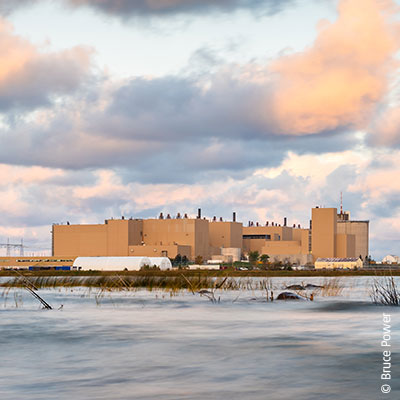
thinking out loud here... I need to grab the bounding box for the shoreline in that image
[1,268,399,279]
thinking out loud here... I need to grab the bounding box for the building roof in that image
[316,258,360,262]
[337,220,369,223]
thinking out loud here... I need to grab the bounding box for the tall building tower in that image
[311,207,337,260]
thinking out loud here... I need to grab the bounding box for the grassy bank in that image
[1,268,399,279]
[1,268,399,292]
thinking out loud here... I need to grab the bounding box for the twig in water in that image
[12,270,52,309]
[180,274,195,295]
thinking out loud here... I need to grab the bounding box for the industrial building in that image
[315,257,364,270]
[0,205,369,269]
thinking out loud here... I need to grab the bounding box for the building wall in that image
[194,219,210,260]
[261,241,303,255]
[292,228,311,254]
[243,238,268,254]
[128,244,191,259]
[335,234,356,258]
[311,208,337,260]
[209,221,242,249]
[53,223,109,257]
[53,219,141,257]
[0,256,75,269]
[337,220,369,260]
[128,219,143,246]
[243,225,293,241]
[242,225,312,259]
[142,218,209,260]
[221,247,241,262]
[315,258,363,269]
[106,219,130,256]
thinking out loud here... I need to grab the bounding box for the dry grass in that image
[0,275,277,296]
[370,276,400,306]
[318,278,344,297]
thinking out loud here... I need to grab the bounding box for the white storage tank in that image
[73,257,151,271]
[148,257,172,270]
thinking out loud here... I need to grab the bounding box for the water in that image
[1,277,399,400]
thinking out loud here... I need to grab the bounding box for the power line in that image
[0,238,24,256]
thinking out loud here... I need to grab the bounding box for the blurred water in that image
[0,277,399,400]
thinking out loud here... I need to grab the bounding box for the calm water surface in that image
[1,277,399,400]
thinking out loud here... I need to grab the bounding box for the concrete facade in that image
[54,217,210,261]
[0,256,75,269]
[47,205,369,265]
[208,221,242,249]
[53,219,143,257]
[337,220,369,260]
[335,233,356,258]
[311,208,337,259]
[315,257,363,269]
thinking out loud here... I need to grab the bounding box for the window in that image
[243,234,271,240]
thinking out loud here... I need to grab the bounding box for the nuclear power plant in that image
[52,206,368,263]
[0,205,369,269]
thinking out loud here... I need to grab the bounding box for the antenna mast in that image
[340,192,343,215]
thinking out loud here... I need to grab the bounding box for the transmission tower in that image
[0,238,25,256]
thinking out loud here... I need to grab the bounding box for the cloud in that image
[0,0,38,16]
[349,151,400,200]
[368,106,400,146]
[1,0,396,173]
[268,0,400,135]
[0,19,92,111]
[0,0,293,18]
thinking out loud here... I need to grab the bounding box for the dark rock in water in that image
[305,284,323,289]
[286,284,305,290]
[277,292,304,300]
[198,289,213,295]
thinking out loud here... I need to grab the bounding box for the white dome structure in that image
[148,257,172,270]
[73,257,151,271]
[382,255,400,264]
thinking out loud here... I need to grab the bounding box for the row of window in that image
[243,235,271,240]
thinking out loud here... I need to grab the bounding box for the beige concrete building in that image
[0,256,74,269]
[311,207,337,259]
[337,220,369,261]
[131,217,209,260]
[240,207,367,264]
[53,218,142,257]
[53,216,211,261]
[315,257,363,270]
[242,222,311,264]
[48,205,369,266]
[209,220,242,250]
[0,205,369,270]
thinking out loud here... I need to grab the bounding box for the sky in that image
[0,0,399,259]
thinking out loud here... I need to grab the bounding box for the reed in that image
[318,278,344,297]
[370,276,400,306]
[0,274,217,292]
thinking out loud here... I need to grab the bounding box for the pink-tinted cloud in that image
[0,18,92,110]
[268,0,400,135]
[369,106,400,146]
[349,151,400,199]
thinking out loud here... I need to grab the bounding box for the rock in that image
[286,284,305,290]
[305,284,323,289]
[198,289,213,295]
[276,291,304,300]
